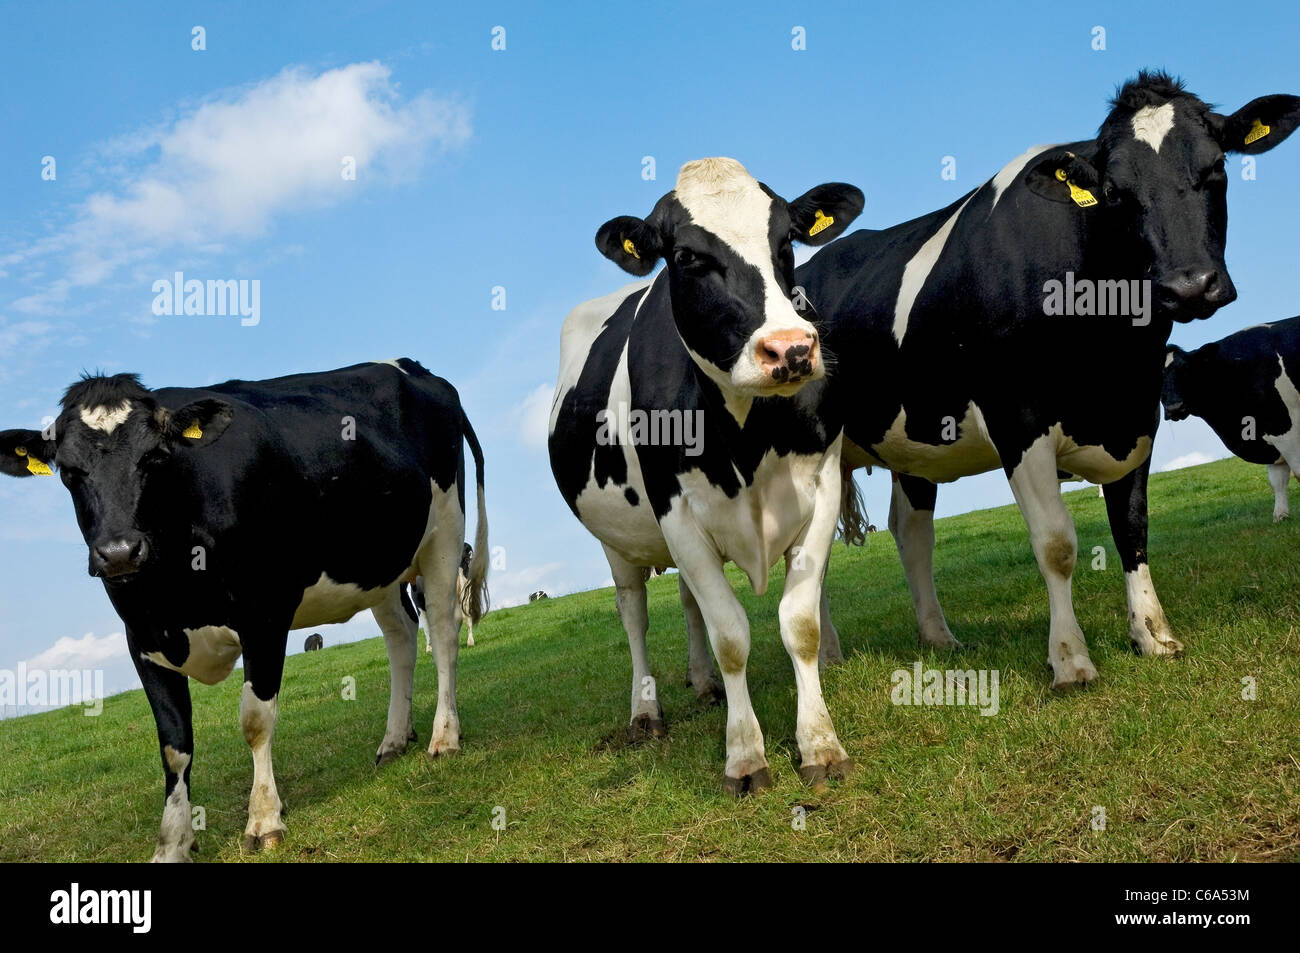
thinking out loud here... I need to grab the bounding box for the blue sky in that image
[2,0,1298,704]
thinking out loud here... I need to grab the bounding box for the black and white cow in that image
[1164,315,1300,521]
[304,633,324,651]
[0,359,488,860]
[549,158,863,792]
[795,72,1299,687]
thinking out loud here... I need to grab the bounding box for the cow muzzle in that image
[755,329,820,385]
[90,535,150,579]
[1155,268,1237,322]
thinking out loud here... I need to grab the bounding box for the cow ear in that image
[163,400,234,449]
[1024,151,1101,207]
[595,215,663,276]
[787,183,865,246]
[0,429,57,478]
[1213,95,1300,154]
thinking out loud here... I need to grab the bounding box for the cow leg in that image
[670,539,768,794]
[134,640,196,863]
[1103,456,1182,657]
[411,576,433,654]
[606,545,665,740]
[1269,462,1292,522]
[421,517,467,758]
[1007,441,1097,688]
[890,474,960,649]
[680,574,723,704]
[817,559,844,665]
[782,455,852,786]
[240,637,287,851]
[374,585,418,765]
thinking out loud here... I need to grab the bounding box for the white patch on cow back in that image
[1131,103,1176,152]
[374,359,409,375]
[145,626,242,685]
[990,144,1057,210]
[79,401,133,433]
[892,194,976,344]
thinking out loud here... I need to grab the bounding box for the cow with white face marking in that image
[0,359,488,860]
[549,158,864,793]
[1163,316,1300,522]
[795,72,1300,687]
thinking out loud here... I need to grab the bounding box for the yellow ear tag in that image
[1244,118,1271,146]
[182,423,203,440]
[16,450,51,475]
[808,209,834,237]
[622,238,640,260]
[1056,168,1097,208]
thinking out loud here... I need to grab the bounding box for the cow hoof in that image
[242,829,285,852]
[1132,635,1184,658]
[1051,659,1098,691]
[426,741,461,760]
[798,756,855,789]
[723,767,772,797]
[375,747,403,767]
[819,648,844,667]
[626,714,667,743]
[691,678,725,706]
[1274,512,1290,524]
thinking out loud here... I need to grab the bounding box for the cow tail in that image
[837,466,869,547]
[462,409,490,623]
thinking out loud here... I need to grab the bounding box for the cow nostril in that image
[758,341,784,367]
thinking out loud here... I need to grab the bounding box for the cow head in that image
[596,158,863,396]
[1025,71,1300,322]
[0,374,233,581]
[1161,346,1195,420]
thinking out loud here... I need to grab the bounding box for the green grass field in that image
[2,457,1297,862]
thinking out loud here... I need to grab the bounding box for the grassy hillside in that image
[1,457,1297,862]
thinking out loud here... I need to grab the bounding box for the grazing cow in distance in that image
[529,590,549,602]
[797,71,1299,687]
[418,543,479,649]
[303,633,324,652]
[1163,316,1300,521]
[549,157,864,792]
[0,359,488,861]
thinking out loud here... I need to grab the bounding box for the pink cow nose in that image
[756,329,819,383]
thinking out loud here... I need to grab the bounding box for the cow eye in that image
[1199,159,1227,188]
[138,448,170,470]
[673,247,715,273]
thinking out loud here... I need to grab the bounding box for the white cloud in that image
[493,561,570,608]
[7,61,471,313]
[516,382,553,451]
[24,631,128,670]
[1160,450,1219,472]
